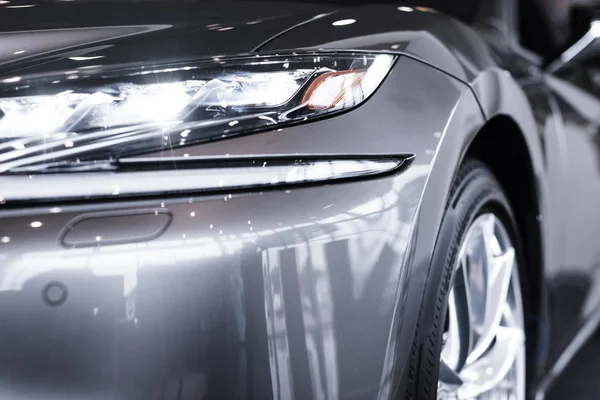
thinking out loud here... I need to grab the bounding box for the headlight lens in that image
[0,53,395,173]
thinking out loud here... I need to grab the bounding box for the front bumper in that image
[0,173,422,399]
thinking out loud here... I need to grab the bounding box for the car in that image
[2,0,600,398]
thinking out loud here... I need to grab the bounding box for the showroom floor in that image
[547,332,600,399]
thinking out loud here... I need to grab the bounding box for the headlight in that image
[0,53,396,174]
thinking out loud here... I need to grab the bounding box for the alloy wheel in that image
[437,213,526,399]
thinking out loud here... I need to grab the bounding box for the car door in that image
[543,60,600,357]
[480,0,600,384]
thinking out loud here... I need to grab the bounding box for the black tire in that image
[406,158,527,399]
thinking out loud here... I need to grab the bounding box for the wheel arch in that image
[467,67,553,391]
[465,114,545,386]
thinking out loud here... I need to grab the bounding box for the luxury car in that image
[2,0,600,398]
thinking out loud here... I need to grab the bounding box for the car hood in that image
[0,1,496,89]
[0,0,338,77]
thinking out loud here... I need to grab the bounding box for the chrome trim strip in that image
[546,21,600,74]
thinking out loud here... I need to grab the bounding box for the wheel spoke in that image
[468,247,515,364]
[442,257,472,371]
[463,228,489,346]
[481,213,502,257]
[458,327,524,399]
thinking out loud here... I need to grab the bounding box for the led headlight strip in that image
[0,155,412,202]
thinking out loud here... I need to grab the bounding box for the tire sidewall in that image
[409,159,527,400]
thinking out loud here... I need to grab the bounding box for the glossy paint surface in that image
[1,0,599,398]
[260,4,497,81]
[0,1,335,73]
[0,35,475,398]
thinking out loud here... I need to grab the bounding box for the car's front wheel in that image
[412,159,527,400]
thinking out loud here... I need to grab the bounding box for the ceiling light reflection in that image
[332,19,356,26]
[69,56,105,61]
[2,77,20,83]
